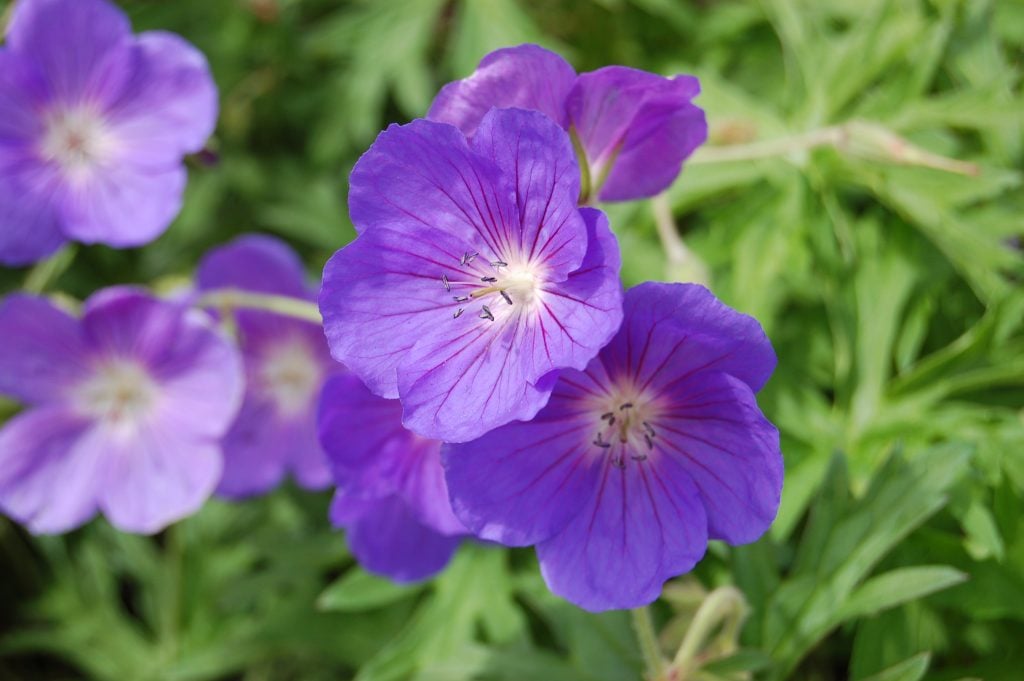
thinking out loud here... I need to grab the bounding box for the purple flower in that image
[0,288,243,534]
[319,374,465,582]
[0,0,217,265]
[428,44,707,203]
[320,108,623,443]
[197,235,338,498]
[443,283,782,611]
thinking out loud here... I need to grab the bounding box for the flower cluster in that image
[0,1,781,614]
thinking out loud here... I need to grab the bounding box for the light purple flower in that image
[444,283,782,611]
[0,0,217,265]
[319,374,465,582]
[0,288,243,534]
[197,235,338,498]
[320,108,623,443]
[428,44,707,203]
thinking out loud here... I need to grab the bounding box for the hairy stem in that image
[196,289,322,324]
[671,586,748,677]
[632,606,667,680]
[690,120,979,176]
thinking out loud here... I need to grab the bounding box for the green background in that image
[1,0,1022,679]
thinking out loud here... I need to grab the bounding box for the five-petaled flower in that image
[0,0,218,265]
[429,44,707,203]
[444,283,782,611]
[320,107,623,443]
[319,374,466,582]
[198,235,339,498]
[0,288,243,534]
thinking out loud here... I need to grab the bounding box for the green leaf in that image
[317,569,422,612]
[857,653,931,681]
[838,566,967,620]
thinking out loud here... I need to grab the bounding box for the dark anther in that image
[644,434,654,450]
[619,402,634,411]
[491,260,508,268]
[453,308,464,319]
[441,274,450,291]
[593,433,611,449]
[614,457,626,469]
[600,411,614,420]
[631,454,648,462]
[480,305,495,321]
[500,290,513,305]
[453,295,469,303]
[481,276,497,283]
[642,421,656,437]
[460,251,478,265]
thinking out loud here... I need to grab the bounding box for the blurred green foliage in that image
[1,0,1023,679]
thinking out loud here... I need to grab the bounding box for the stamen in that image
[593,433,611,448]
[631,454,648,462]
[491,260,508,268]
[453,296,469,303]
[613,456,626,469]
[479,305,495,322]
[460,252,478,265]
[600,412,614,420]
[481,276,497,283]
[441,274,450,291]
[644,434,654,450]
[642,421,656,437]
[619,402,634,411]
[500,290,513,305]
[453,308,464,319]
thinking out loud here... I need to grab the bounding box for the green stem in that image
[570,125,593,205]
[196,289,322,324]
[689,120,979,176]
[24,245,77,294]
[671,586,748,677]
[631,606,667,680]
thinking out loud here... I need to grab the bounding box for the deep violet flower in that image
[444,283,782,611]
[197,235,338,498]
[428,44,707,203]
[0,288,243,534]
[321,107,623,443]
[0,0,217,265]
[319,374,465,582]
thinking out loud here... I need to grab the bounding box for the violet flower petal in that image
[428,44,576,138]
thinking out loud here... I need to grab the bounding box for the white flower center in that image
[588,386,663,468]
[76,361,158,430]
[442,251,547,323]
[259,340,322,417]
[40,108,114,181]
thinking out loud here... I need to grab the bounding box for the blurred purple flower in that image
[319,374,465,582]
[320,108,623,443]
[444,283,782,611]
[197,235,338,498]
[0,0,217,265]
[0,288,243,534]
[429,44,707,203]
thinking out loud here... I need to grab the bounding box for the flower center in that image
[76,360,158,429]
[590,391,661,468]
[440,251,545,322]
[40,108,112,180]
[259,340,322,417]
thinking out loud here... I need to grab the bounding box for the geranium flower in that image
[0,288,242,534]
[0,0,217,265]
[320,108,623,442]
[444,283,782,611]
[197,235,338,498]
[319,374,465,582]
[428,44,707,203]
